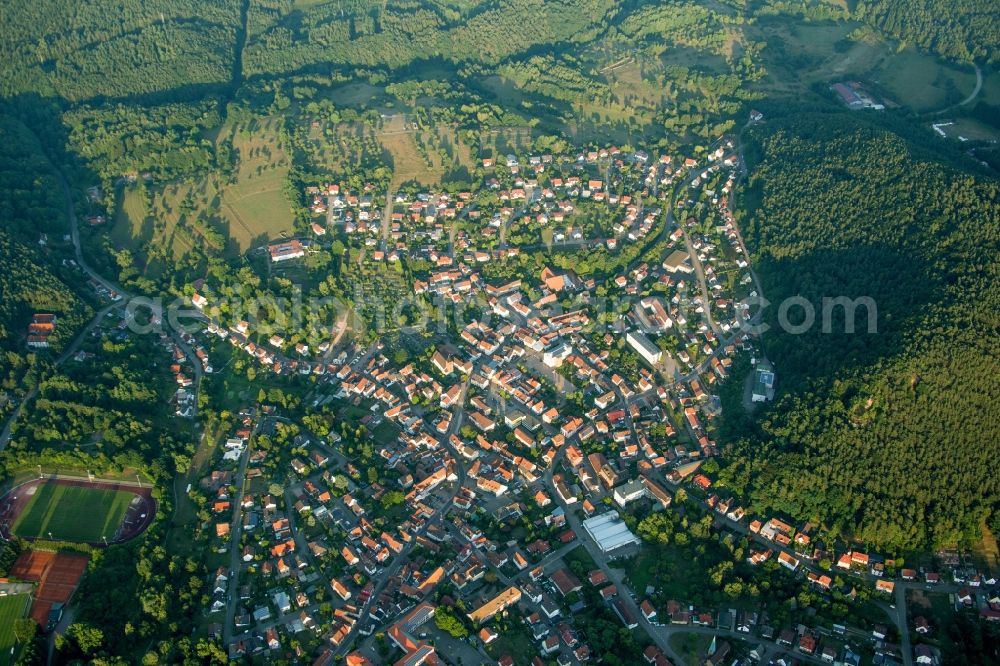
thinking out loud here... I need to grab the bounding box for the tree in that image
[381,490,405,509]
[67,623,105,655]
[434,609,469,639]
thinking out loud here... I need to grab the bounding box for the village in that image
[169,138,1000,666]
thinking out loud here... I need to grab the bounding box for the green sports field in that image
[0,593,30,665]
[12,483,133,543]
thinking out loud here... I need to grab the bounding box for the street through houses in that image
[223,418,258,645]
[2,153,205,451]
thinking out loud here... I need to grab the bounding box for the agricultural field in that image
[12,483,133,543]
[113,180,214,264]
[307,113,476,187]
[112,116,295,262]
[111,184,187,278]
[381,122,443,186]
[0,594,30,666]
[220,117,296,248]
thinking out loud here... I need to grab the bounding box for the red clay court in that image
[10,550,89,626]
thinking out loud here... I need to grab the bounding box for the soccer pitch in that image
[12,483,134,543]
[0,593,30,665]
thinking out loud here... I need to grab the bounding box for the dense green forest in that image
[7,325,189,471]
[0,111,93,408]
[1,0,240,100]
[721,111,1000,551]
[0,114,68,240]
[856,0,1000,64]
[2,0,994,103]
[0,232,90,354]
[243,0,621,75]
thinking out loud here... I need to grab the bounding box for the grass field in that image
[868,49,975,112]
[749,19,976,113]
[307,113,475,188]
[580,58,670,143]
[934,118,1000,142]
[750,20,885,93]
[112,116,295,261]
[907,589,955,628]
[0,593,30,665]
[13,483,133,543]
[973,521,1000,568]
[382,129,441,186]
[484,625,536,665]
[563,543,599,573]
[981,69,1000,106]
[222,117,295,248]
[669,631,715,666]
[111,186,151,248]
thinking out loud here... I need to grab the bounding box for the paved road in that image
[646,460,952,666]
[222,419,257,645]
[665,137,740,338]
[964,63,984,106]
[327,390,471,660]
[55,166,205,407]
[893,585,914,666]
[440,377,472,489]
[935,62,983,114]
[381,187,394,249]
[539,443,685,663]
[0,157,208,459]
[679,222,720,336]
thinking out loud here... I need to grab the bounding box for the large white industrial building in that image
[582,511,641,553]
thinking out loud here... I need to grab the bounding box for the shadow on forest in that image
[749,240,945,396]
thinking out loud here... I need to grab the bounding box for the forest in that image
[63,101,224,184]
[855,0,1000,64]
[1,0,240,100]
[720,110,1000,552]
[0,106,90,425]
[243,0,622,76]
[2,0,995,103]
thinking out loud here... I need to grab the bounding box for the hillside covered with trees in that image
[722,111,1000,552]
[0,112,93,408]
[856,0,1000,64]
[2,0,996,103]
